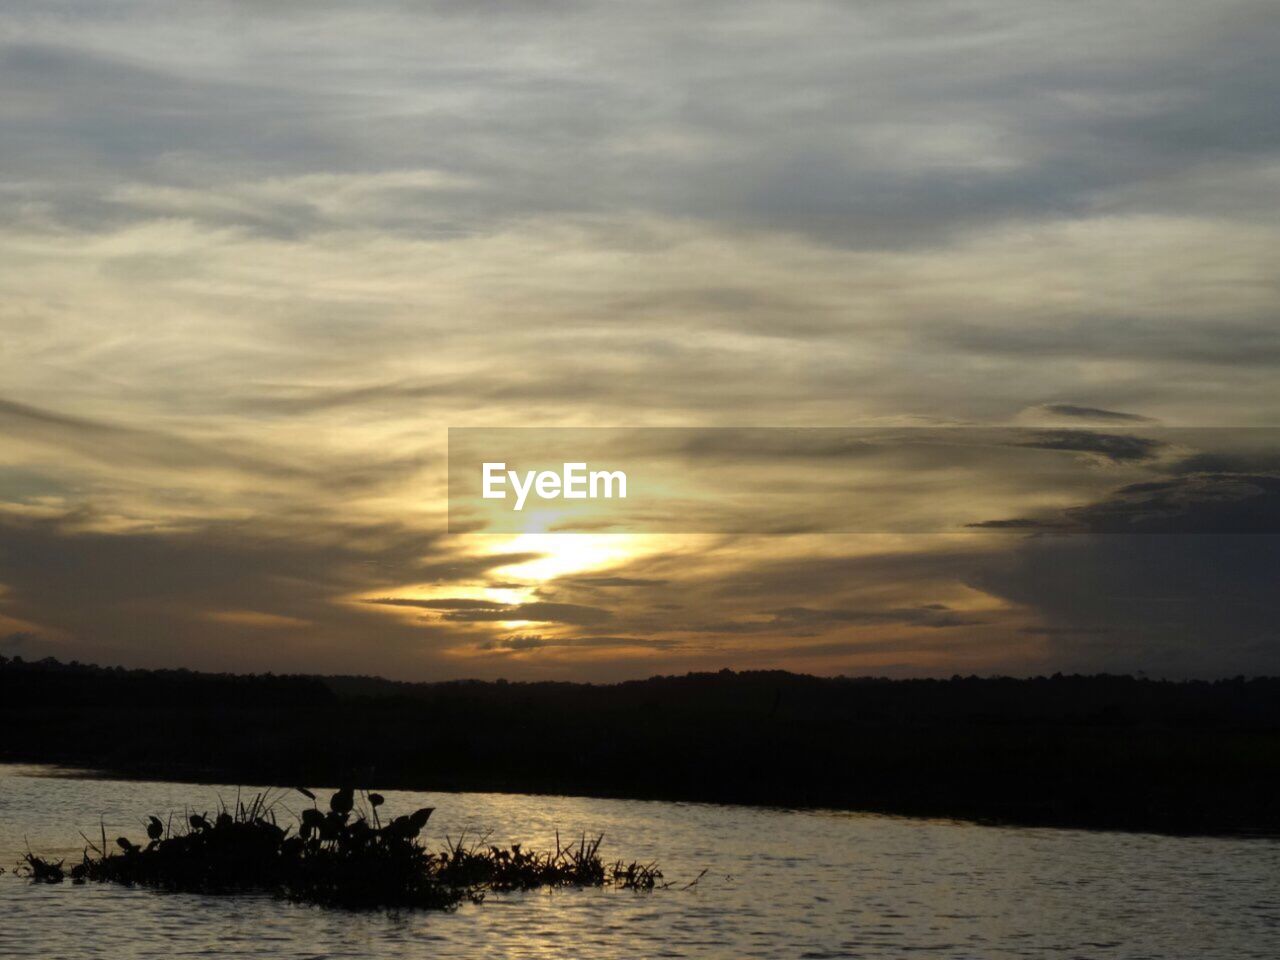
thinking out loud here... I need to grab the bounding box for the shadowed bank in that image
[2,656,1278,836]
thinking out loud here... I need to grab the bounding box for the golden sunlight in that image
[486,533,643,584]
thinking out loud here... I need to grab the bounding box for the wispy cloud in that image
[0,1,1277,678]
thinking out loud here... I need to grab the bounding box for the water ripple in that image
[2,765,1279,959]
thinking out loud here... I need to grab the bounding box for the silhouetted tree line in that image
[0,656,332,709]
[3,656,1278,834]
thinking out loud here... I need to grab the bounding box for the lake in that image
[1,764,1277,958]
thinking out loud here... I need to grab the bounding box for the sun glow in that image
[486,533,642,583]
[350,532,656,624]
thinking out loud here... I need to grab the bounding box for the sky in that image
[0,0,1278,680]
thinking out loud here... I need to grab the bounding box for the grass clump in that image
[17,787,663,910]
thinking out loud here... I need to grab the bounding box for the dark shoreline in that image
[15,760,1280,841]
[4,656,1279,839]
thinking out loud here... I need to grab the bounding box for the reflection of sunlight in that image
[489,533,642,583]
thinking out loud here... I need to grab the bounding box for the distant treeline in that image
[3,656,1279,835]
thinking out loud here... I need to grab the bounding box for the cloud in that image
[440,601,614,625]
[971,473,1280,535]
[478,634,676,652]
[0,509,476,674]
[973,533,1280,676]
[1038,404,1154,423]
[367,597,506,611]
[368,596,613,624]
[386,554,544,585]
[0,1,1277,680]
[204,609,311,629]
[1168,452,1280,475]
[4,2,1279,253]
[1013,430,1164,464]
[686,604,985,635]
[967,475,1280,675]
[0,396,305,480]
[567,576,669,587]
[1065,474,1280,534]
[1019,626,1113,637]
[967,518,1074,531]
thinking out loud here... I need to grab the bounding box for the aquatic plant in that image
[16,787,663,910]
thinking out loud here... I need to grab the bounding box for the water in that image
[1,764,1277,958]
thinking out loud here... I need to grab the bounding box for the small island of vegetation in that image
[18,785,662,910]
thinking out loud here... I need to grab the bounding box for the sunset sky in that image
[1,1,1277,680]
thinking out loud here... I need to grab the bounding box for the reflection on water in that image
[1,764,1278,959]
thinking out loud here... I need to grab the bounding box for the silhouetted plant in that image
[17,787,662,910]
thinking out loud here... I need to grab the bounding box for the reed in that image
[17,787,663,910]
